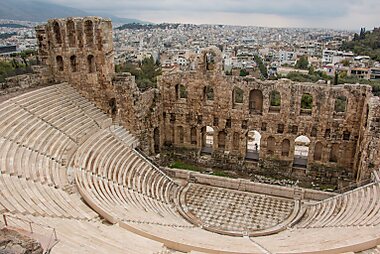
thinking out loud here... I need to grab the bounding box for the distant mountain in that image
[0,0,148,24]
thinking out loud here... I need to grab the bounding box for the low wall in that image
[164,167,335,201]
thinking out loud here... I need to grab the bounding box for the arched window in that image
[267,136,276,155]
[330,144,339,163]
[84,20,94,46]
[53,21,62,44]
[233,132,240,151]
[175,84,187,99]
[249,89,263,114]
[205,52,215,70]
[177,126,184,144]
[269,90,281,112]
[335,96,347,112]
[300,93,313,115]
[70,55,77,72]
[67,20,76,47]
[56,55,63,71]
[201,126,214,154]
[246,130,261,161]
[281,139,290,157]
[314,142,323,161]
[87,55,95,73]
[190,127,197,145]
[218,131,227,150]
[293,135,310,168]
[233,87,244,106]
[204,86,214,101]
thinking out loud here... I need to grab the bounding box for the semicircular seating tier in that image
[0,83,380,254]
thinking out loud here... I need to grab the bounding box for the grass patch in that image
[169,161,202,172]
[211,170,229,177]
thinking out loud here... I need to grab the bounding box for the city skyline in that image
[35,0,379,30]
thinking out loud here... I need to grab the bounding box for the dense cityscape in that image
[1,18,379,88]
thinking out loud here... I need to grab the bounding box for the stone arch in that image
[293,135,310,168]
[153,127,160,153]
[56,55,63,71]
[269,90,281,112]
[53,21,62,44]
[314,142,323,161]
[281,139,290,157]
[70,55,77,72]
[330,143,340,163]
[249,89,263,114]
[177,126,184,144]
[66,20,76,47]
[175,84,187,99]
[84,19,94,46]
[267,136,276,155]
[190,127,197,145]
[233,87,244,106]
[108,98,117,115]
[335,95,347,112]
[204,52,215,70]
[218,130,227,150]
[300,93,313,115]
[87,55,95,73]
[201,126,214,154]
[246,130,261,160]
[203,86,214,101]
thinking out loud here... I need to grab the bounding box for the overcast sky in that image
[42,0,379,30]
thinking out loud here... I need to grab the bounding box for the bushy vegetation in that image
[254,55,268,79]
[295,55,309,70]
[0,51,36,83]
[340,27,380,61]
[115,56,161,92]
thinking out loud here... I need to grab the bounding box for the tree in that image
[295,55,309,70]
[254,55,268,79]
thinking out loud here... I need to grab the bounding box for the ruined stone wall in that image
[0,66,50,98]
[158,47,373,183]
[35,18,380,185]
[113,73,161,152]
[36,17,115,112]
[355,96,380,181]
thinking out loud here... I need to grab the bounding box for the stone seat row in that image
[72,127,186,224]
[0,172,96,220]
[2,214,165,254]
[75,169,189,227]
[0,83,111,155]
[0,137,67,188]
[73,126,175,205]
[296,182,380,228]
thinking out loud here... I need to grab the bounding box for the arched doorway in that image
[246,130,261,161]
[293,135,310,168]
[201,126,214,154]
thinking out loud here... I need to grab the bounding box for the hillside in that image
[0,0,148,24]
[341,27,380,61]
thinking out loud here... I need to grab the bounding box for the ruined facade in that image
[36,17,380,185]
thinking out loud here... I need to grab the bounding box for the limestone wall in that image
[158,47,372,183]
[36,17,115,112]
